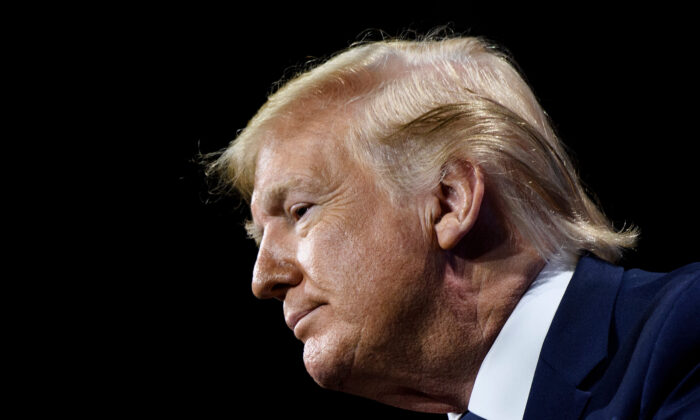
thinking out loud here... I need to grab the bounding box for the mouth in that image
[286,305,324,335]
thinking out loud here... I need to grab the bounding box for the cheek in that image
[298,199,432,317]
[297,211,368,283]
[296,236,314,270]
[296,227,349,291]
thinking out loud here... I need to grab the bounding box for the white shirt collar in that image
[448,258,576,420]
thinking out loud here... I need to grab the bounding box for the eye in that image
[290,203,311,221]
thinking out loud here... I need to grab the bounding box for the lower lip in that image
[294,306,323,337]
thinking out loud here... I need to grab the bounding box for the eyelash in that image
[290,203,311,221]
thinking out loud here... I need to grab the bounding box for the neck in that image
[378,197,546,413]
[439,242,546,410]
[340,244,545,414]
[336,195,546,414]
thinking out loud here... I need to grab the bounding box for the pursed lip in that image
[285,305,322,332]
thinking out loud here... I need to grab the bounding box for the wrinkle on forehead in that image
[249,108,364,231]
[253,106,356,189]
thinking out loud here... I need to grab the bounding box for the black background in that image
[73,5,699,418]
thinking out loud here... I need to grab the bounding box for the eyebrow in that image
[248,175,327,246]
[245,219,263,246]
[257,176,323,210]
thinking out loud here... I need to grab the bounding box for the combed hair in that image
[207,34,638,263]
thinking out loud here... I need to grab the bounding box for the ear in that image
[434,160,484,250]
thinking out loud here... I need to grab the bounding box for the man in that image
[208,36,699,419]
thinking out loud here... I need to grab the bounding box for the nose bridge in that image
[252,225,302,300]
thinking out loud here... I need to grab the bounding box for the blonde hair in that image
[207,34,638,263]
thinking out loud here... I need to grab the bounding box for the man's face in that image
[249,115,445,399]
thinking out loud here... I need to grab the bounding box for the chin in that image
[303,338,460,414]
[302,333,356,390]
[378,392,464,414]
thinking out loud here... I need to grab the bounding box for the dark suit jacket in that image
[522,256,699,419]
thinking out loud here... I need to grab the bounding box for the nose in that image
[251,234,303,300]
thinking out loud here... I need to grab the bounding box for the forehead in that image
[252,111,355,198]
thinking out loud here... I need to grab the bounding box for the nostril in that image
[252,272,299,300]
[251,245,303,299]
[271,282,290,300]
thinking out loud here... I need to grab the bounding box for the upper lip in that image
[285,304,322,332]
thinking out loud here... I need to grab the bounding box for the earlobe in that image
[434,161,484,250]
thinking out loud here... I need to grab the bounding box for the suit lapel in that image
[523,256,624,420]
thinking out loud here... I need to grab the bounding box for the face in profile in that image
[249,114,448,403]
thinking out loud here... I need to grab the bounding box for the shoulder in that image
[613,259,699,362]
[621,260,700,289]
[527,257,699,418]
[569,256,699,338]
[614,261,700,337]
[613,261,700,418]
